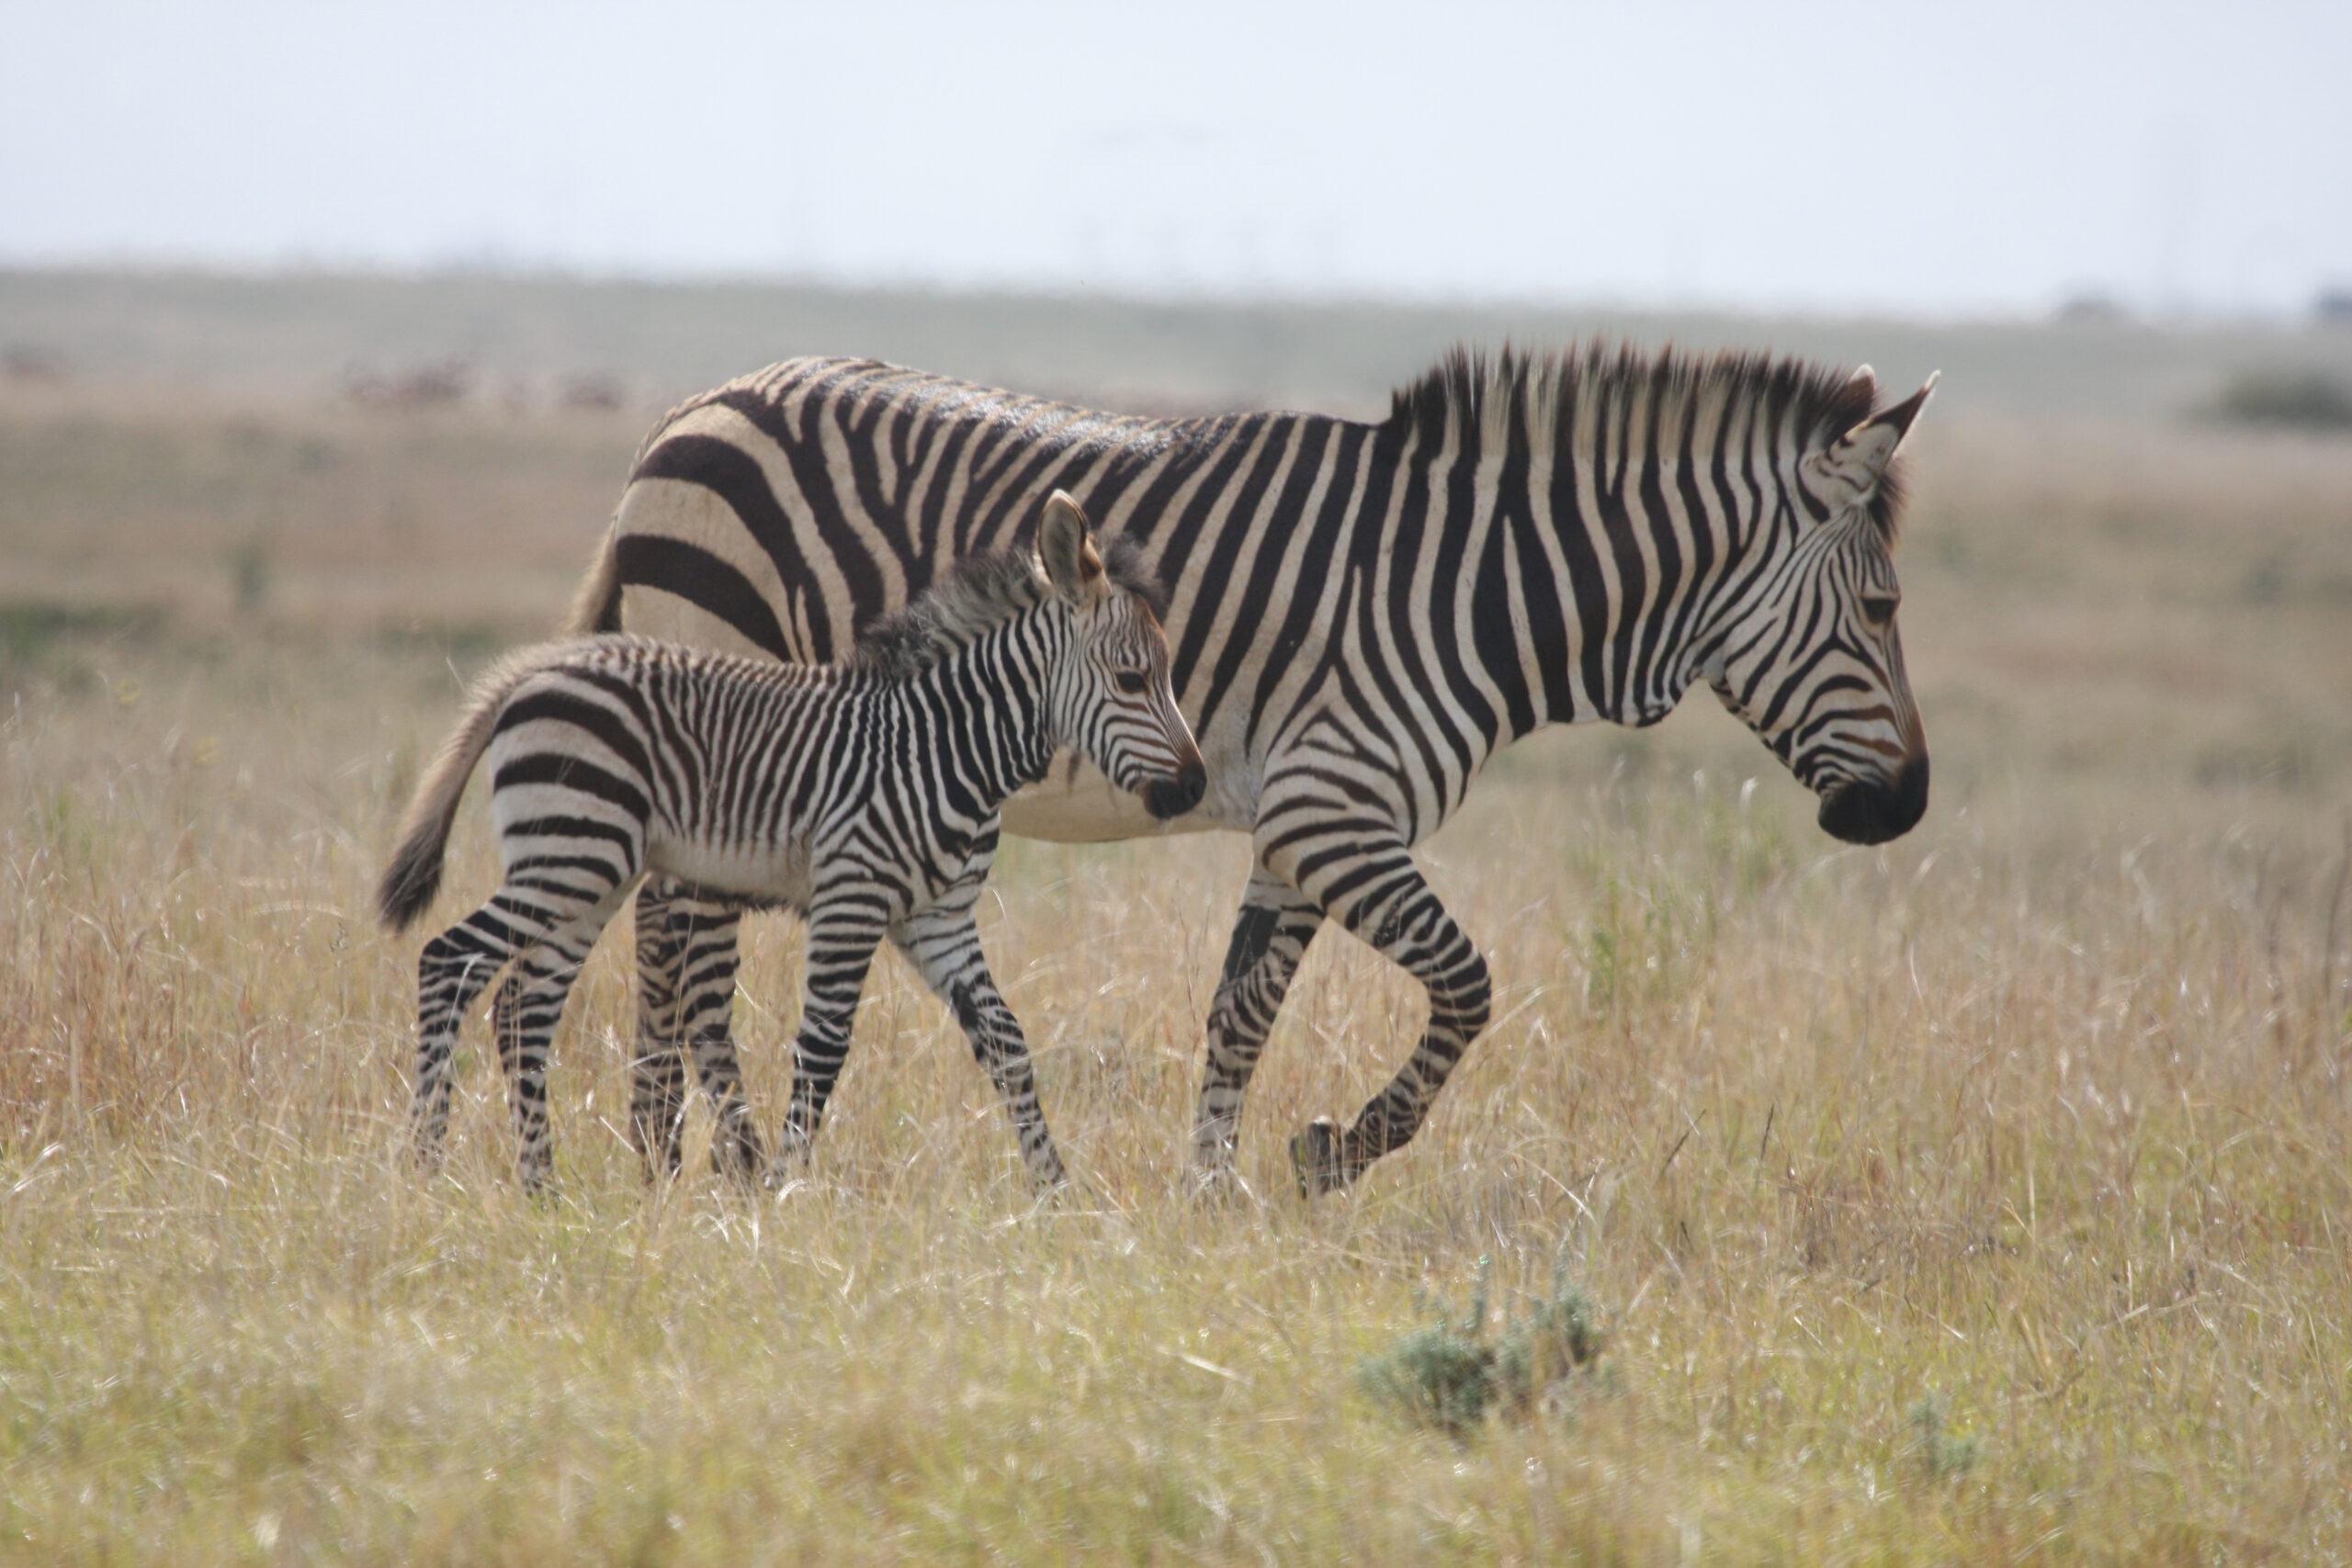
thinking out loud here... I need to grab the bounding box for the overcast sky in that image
[4,0,2347,317]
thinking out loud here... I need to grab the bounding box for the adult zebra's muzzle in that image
[1144,757,1207,820]
[1816,755,1929,845]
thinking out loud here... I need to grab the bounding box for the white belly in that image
[1001,750,1250,843]
[647,834,814,908]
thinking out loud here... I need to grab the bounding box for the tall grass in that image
[2,374,2349,1561]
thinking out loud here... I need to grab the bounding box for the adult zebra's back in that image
[577,348,1935,1193]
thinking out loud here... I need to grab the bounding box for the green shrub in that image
[1358,1259,1607,1438]
[1908,1395,1981,1482]
[2210,369,2352,430]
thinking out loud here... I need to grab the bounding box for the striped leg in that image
[770,887,888,1172]
[413,927,514,1174]
[628,879,763,1182]
[1190,865,1325,1190]
[490,921,611,1194]
[892,847,1069,1189]
[414,882,628,1190]
[1258,798,1492,1195]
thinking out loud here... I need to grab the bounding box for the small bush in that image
[1908,1395,1980,1482]
[2210,369,2352,430]
[0,598,165,667]
[1358,1259,1607,1438]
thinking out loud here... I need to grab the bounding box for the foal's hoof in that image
[1289,1117,1345,1197]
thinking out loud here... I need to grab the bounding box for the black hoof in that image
[1187,1165,1255,1206]
[711,1140,765,1190]
[1289,1117,1344,1197]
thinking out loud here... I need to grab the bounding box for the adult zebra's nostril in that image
[1145,759,1207,819]
[1815,754,1929,845]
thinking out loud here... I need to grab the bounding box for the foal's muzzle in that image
[1144,759,1207,820]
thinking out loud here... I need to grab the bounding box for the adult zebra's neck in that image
[1364,344,1871,740]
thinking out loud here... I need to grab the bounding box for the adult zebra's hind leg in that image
[629,880,763,1183]
[1191,866,1325,1192]
[1258,825,1491,1196]
[892,878,1070,1190]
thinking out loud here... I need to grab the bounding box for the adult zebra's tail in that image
[378,641,588,932]
[564,521,627,637]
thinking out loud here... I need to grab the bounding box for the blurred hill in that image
[6,266,2351,423]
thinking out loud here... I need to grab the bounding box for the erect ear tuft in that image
[1803,370,1939,513]
[1845,364,1878,405]
[1037,490,1105,603]
[1872,370,1938,446]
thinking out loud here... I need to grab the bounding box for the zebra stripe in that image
[576,345,1933,1194]
[381,494,1202,1191]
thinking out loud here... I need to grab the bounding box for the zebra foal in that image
[378,492,1202,1191]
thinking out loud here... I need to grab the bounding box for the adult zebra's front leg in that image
[770,884,889,1175]
[1191,865,1326,1192]
[1255,783,1492,1196]
[628,878,763,1183]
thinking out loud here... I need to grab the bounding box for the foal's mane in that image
[845,538,1164,679]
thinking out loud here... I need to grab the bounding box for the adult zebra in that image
[571,344,1934,1194]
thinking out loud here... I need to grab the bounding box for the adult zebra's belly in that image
[1001,751,1249,843]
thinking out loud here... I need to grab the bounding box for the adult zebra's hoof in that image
[1186,1164,1256,1208]
[1290,1117,1345,1197]
[710,1122,767,1191]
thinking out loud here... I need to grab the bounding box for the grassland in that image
[2,292,2350,1562]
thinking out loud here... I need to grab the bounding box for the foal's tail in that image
[378,641,586,932]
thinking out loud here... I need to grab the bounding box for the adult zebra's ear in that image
[1038,490,1108,604]
[1802,370,1940,516]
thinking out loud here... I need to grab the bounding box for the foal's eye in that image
[1860,594,1899,626]
[1114,670,1148,695]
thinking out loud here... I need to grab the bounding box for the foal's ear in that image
[1038,491,1107,604]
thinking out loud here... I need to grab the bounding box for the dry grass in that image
[2,367,2349,1563]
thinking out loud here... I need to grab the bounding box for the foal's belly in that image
[648,836,814,909]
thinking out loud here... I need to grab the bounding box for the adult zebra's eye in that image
[1860,594,1898,626]
[1114,670,1148,694]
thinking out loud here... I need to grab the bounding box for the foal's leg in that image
[491,893,626,1193]
[413,924,515,1172]
[413,873,626,1187]
[890,834,1069,1189]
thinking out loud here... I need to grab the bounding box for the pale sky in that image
[4,0,2347,317]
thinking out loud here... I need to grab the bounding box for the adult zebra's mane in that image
[1384,343,1906,542]
[846,540,1164,681]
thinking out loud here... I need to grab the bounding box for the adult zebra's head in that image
[1702,368,1936,846]
[1037,491,1207,820]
